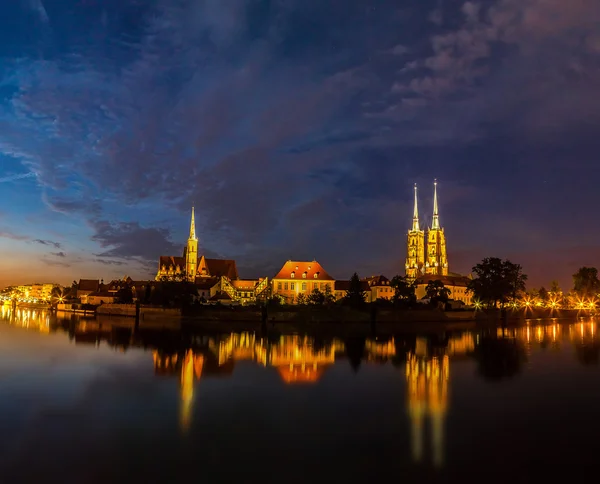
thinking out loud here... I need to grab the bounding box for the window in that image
[291,282,295,290]
[314,273,318,279]
[303,272,307,279]
[302,282,307,291]
[278,282,282,290]
[291,272,295,278]
[314,282,318,290]
[284,282,288,290]
[320,283,325,290]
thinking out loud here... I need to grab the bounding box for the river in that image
[1,306,599,482]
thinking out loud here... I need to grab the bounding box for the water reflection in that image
[1,307,599,475]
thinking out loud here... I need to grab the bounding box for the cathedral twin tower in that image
[405,181,448,280]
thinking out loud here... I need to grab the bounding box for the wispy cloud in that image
[50,251,66,258]
[33,239,62,249]
[0,230,29,241]
[0,172,35,183]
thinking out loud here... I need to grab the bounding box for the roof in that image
[88,291,116,298]
[209,291,232,301]
[159,256,185,269]
[274,260,334,281]
[232,279,258,289]
[78,279,100,292]
[196,256,238,279]
[363,275,390,287]
[415,274,471,287]
[194,277,220,290]
[334,280,370,292]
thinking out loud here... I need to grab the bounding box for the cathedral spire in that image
[412,183,420,232]
[431,180,440,230]
[189,206,197,241]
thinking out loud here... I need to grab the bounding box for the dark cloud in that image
[0,0,599,285]
[50,251,66,258]
[96,259,126,266]
[33,239,62,249]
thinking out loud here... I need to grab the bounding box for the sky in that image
[0,0,599,290]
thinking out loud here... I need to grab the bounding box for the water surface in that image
[1,306,599,483]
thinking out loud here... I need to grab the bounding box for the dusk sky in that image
[1,0,599,290]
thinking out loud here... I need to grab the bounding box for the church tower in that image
[405,184,425,281]
[185,207,198,281]
[425,181,448,276]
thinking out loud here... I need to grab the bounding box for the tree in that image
[538,287,549,303]
[572,267,600,297]
[343,273,366,306]
[550,280,562,294]
[296,293,307,305]
[323,285,335,304]
[425,280,451,304]
[390,275,416,304]
[307,288,326,305]
[51,286,72,304]
[115,286,134,304]
[468,257,528,308]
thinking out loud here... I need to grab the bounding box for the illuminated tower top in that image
[431,180,440,230]
[189,206,197,241]
[412,183,420,232]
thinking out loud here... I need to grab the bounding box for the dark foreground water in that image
[1,307,600,483]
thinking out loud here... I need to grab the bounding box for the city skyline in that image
[1,0,600,290]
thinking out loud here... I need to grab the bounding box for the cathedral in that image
[406,181,471,305]
[406,181,448,279]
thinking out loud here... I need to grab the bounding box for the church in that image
[156,208,270,303]
[405,181,472,305]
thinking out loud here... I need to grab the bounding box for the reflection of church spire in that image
[412,184,420,232]
[431,180,440,230]
[180,349,204,433]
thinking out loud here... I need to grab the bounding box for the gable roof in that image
[78,279,100,292]
[274,260,334,281]
[159,256,185,269]
[363,275,390,287]
[205,258,239,279]
[232,279,258,290]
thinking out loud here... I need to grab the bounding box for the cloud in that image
[0,230,29,241]
[50,251,66,258]
[40,258,70,268]
[33,239,62,249]
[0,172,35,183]
[96,259,126,266]
[29,0,49,23]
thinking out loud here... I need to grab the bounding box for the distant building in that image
[334,279,370,302]
[272,260,335,304]
[77,279,101,301]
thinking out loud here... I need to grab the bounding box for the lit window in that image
[284,282,288,290]
[303,272,307,279]
[278,282,282,290]
[314,273,318,279]
[291,272,295,278]
[291,283,295,290]
[302,282,307,291]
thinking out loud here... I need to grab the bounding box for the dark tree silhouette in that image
[343,273,366,306]
[468,257,527,308]
[572,267,600,297]
[390,275,416,304]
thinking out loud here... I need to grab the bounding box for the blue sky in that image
[1,0,600,289]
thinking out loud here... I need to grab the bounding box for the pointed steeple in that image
[189,206,197,241]
[412,183,420,232]
[431,180,440,230]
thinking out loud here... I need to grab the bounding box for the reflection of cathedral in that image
[406,351,449,467]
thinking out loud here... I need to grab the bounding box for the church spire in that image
[431,180,440,230]
[412,183,420,232]
[189,206,197,241]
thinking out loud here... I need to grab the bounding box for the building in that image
[77,279,101,301]
[414,273,473,306]
[156,208,270,304]
[406,184,425,280]
[334,279,370,302]
[406,181,448,281]
[272,260,335,304]
[425,180,448,277]
[363,275,394,302]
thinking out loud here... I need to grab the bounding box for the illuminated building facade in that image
[425,180,448,277]
[272,260,335,304]
[405,184,425,280]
